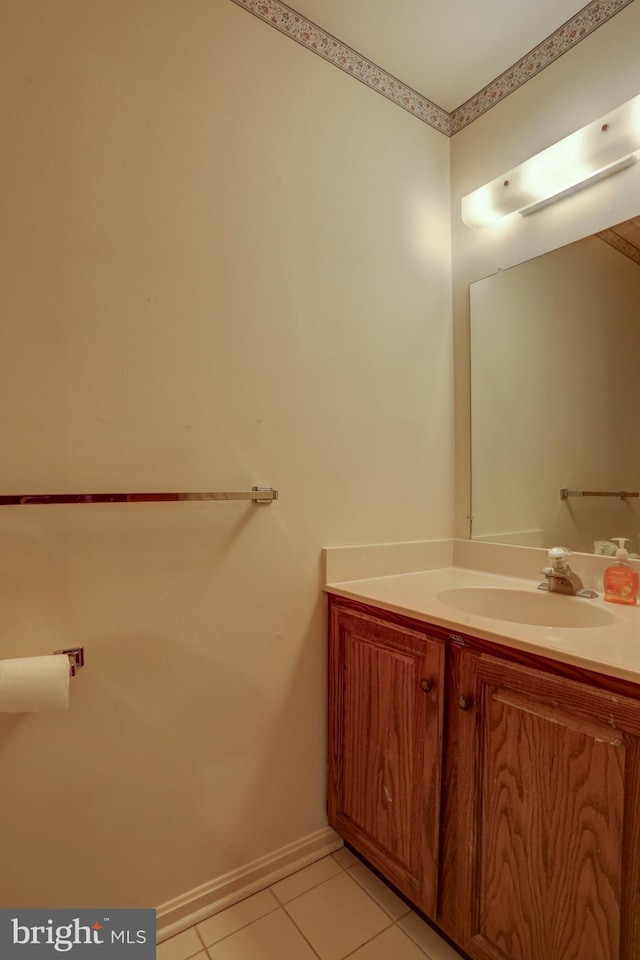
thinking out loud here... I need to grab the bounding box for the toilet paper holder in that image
[54,647,84,677]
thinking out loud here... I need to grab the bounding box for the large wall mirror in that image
[470,215,640,556]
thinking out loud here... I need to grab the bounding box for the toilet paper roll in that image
[0,655,70,712]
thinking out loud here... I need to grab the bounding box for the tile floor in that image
[158,847,465,960]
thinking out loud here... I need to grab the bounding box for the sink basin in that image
[437,587,616,628]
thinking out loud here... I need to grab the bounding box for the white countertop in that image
[325,565,640,684]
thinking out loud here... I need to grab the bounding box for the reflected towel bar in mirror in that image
[560,488,639,500]
[0,486,278,506]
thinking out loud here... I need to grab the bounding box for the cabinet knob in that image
[457,694,472,711]
[420,678,433,693]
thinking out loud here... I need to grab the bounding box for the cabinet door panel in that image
[458,653,640,960]
[342,636,419,867]
[328,605,444,913]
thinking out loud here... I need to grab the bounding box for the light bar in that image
[461,93,640,228]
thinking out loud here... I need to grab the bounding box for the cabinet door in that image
[457,652,640,960]
[328,605,444,914]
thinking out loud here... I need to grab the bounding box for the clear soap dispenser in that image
[603,538,639,605]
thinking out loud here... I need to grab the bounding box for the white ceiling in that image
[288,0,591,111]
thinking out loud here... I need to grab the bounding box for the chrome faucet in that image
[537,547,598,598]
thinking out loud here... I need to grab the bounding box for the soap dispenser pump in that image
[603,538,639,605]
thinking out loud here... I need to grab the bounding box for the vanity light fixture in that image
[461,92,640,228]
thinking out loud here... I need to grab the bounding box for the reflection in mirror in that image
[470,216,640,555]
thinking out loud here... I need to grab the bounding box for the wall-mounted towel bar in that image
[560,488,639,500]
[53,647,84,677]
[0,486,278,506]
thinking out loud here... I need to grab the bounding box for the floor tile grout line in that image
[331,851,362,873]
[269,852,348,905]
[273,864,352,907]
[397,919,435,960]
[279,866,397,960]
[165,854,344,954]
[333,917,396,960]
[275,861,415,949]
[194,921,207,952]
[281,898,398,960]
[165,942,208,960]
[332,863,410,922]
[346,857,463,959]
[196,899,282,951]
[164,851,445,960]
[397,918,440,960]
[321,862,438,959]
[278,903,324,960]
[345,866,413,922]
[199,904,324,959]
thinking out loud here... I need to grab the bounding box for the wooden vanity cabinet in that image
[455,649,640,960]
[328,594,640,960]
[327,601,445,914]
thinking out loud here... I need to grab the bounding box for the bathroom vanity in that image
[326,566,640,960]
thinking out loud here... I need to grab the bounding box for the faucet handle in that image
[547,546,571,560]
[546,546,572,571]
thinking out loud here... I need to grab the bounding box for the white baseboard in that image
[156,826,343,943]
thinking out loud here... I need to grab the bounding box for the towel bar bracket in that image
[252,486,278,504]
[54,647,85,678]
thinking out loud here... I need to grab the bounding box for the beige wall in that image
[0,1,452,908]
[451,0,640,539]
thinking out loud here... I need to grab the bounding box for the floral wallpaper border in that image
[229,0,634,137]
[597,228,640,266]
[450,0,635,133]
[228,0,450,134]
